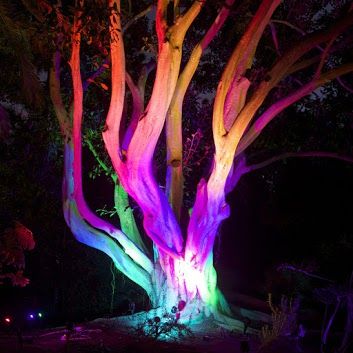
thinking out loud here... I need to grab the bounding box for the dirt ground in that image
[0,319,260,353]
[0,313,323,353]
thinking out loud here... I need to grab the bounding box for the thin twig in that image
[85,136,117,182]
[246,151,353,174]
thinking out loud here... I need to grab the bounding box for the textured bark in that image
[166,0,236,220]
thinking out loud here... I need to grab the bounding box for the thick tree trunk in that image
[148,256,239,327]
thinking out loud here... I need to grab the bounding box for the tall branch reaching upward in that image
[236,63,353,156]
[67,1,152,274]
[102,0,204,258]
[227,11,353,153]
[186,0,282,270]
[166,0,236,220]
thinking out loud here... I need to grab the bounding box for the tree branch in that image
[83,57,110,92]
[225,150,353,197]
[314,36,337,79]
[227,11,353,153]
[245,151,353,174]
[269,21,280,55]
[185,0,282,271]
[236,63,353,156]
[68,1,152,273]
[122,61,156,151]
[102,0,125,171]
[100,1,186,259]
[123,4,154,33]
[49,50,71,140]
[72,1,151,87]
[85,137,149,255]
[271,19,353,94]
[46,5,149,273]
[166,0,235,220]
[62,144,152,293]
[156,0,168,46]
[122,71,144,150]
[105,0,205,258]
[213,0,281,142]
[174,0,206,42]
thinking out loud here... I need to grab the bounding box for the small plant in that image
[135,301,192,341]
[278,262,353,353]
[314,278,353,353]
[260,294,301,345]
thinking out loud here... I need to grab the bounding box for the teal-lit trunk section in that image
[62,142,153,296]
[113,181,149,254]
[62,138,232,322]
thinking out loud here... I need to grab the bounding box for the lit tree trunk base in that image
[63,140,255,334]
[147,255,248,332]
[107,280,258,338]
[116,273,248,336]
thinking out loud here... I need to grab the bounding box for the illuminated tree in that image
[47,0,353,327]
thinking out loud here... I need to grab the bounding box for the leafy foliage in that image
[136,312,193,341]
[260,294,302,352]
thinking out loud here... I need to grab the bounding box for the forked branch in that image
[236,63,353,156]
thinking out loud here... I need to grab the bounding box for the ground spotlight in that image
[4,316,12,324]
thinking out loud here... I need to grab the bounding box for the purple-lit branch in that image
[271,19,353,93]
[224,151,353,197]
[187,0,282,271]
[122,61,155,151]
[62,143,152,292]
[236,63,353,156]
[228,12,353,152]
[245,151,353,173]
[101,0,206,261]
[68,3,153,274]
[269,22,280,55]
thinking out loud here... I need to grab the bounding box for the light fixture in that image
[4,317,12,324]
